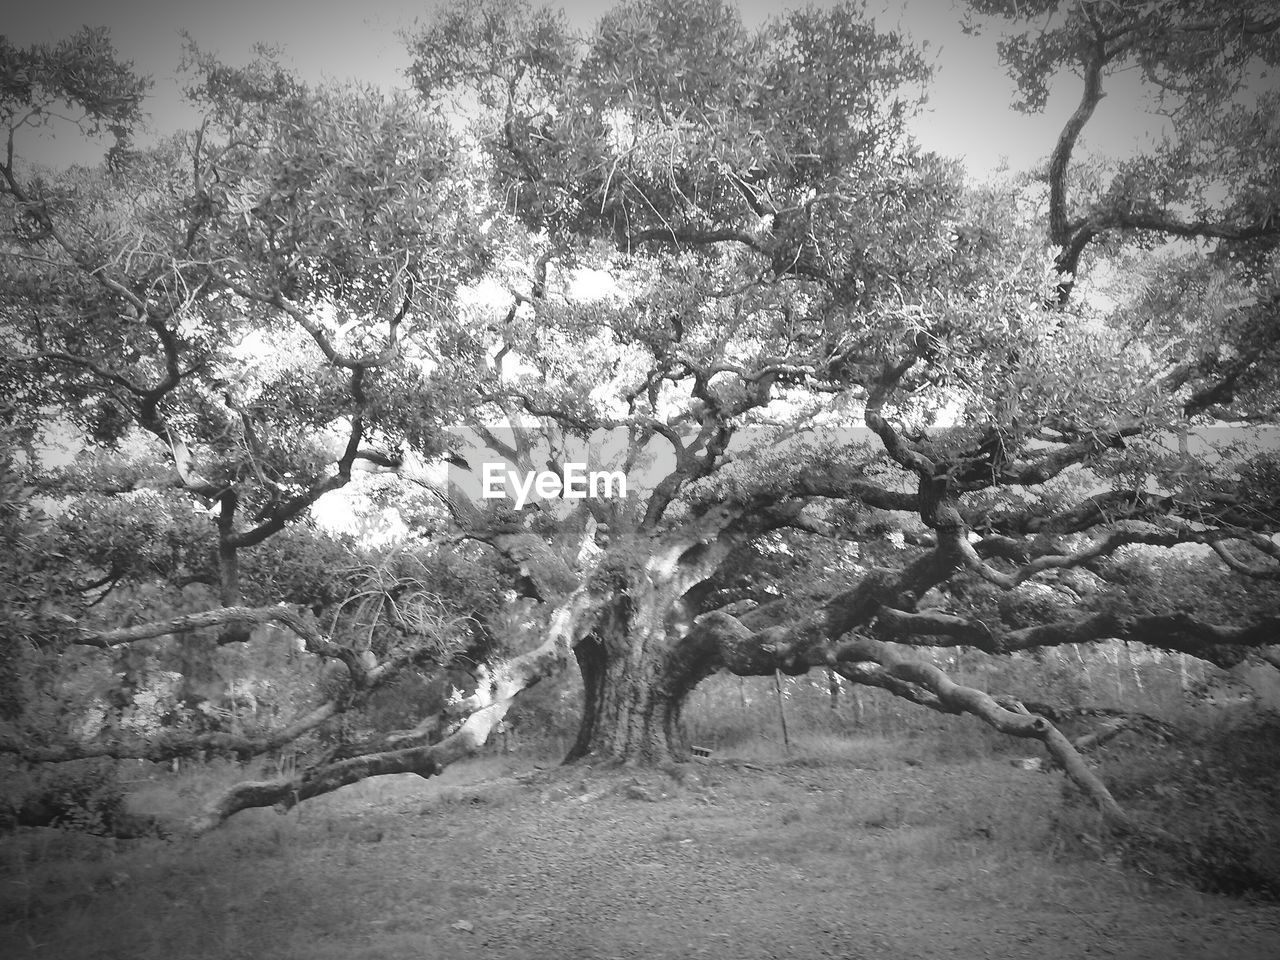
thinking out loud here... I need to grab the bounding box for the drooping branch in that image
[1211,539,1280,580]
[1008,700,1179,749]
[10,598,460,767]
[680,598,1144,832]
[69,603,293,644]
[830,635,1137,829]
[187,585,603,833]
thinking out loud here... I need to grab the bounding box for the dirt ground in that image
[3,752,1279,960]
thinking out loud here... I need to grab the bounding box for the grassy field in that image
[4,727,1280,960]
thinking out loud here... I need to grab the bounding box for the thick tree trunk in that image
[565,622,703,763]
[564,583,712,765]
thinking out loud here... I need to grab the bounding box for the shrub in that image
[0,760,129,836]
[1058,707,1280,900]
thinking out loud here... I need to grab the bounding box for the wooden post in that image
[774,669,791,753]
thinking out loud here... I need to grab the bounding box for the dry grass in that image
[0,754,529,959]
[3,732,1278,960]
[700,744,1108,908]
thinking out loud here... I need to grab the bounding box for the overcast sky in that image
[6,0,1165,176]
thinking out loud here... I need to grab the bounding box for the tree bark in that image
[566,632,691,764]
[565,595,709,764]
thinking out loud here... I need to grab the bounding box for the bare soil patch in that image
[3,752,1278,959]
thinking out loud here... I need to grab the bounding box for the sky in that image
[5,0,1166,176]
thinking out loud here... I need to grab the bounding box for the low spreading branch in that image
[186,586,602,833]
[957,528,1251,590]
[67,604,368,678]
[967,488,1278,537]
[874,607,1280,668]
[687,600,1152,834]
[827,635,1140,833]
[1,700,342,764]
[1211,540,1280,580]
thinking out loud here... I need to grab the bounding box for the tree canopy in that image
[2,0,1278,838]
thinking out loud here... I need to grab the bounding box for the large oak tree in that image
[2,0,1278,837]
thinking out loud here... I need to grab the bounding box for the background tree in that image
[0,30,503,827]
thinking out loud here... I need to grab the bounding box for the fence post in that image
[774,669,791,753]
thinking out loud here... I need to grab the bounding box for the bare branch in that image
[1048,50,1106,250]
[1098,209,1280,244]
